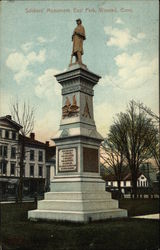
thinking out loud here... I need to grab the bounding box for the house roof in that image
[123,172,145,181]
[105,172,147,181]
[0,115,23,130]
[19,134,48,148]
[19,135,56,160]
[105,175,118,181]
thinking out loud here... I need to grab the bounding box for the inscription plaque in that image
[83,147,98,172]
[58,148,77,172]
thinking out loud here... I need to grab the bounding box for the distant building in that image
[140,162,158,187]
[0,115,56,200]
[0,115,23,199]
[105,172,149,194]
[20,132,48,196]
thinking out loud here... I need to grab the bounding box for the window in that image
[30,165,34,177]
[4,146,7,157]
[30,150,34,161]
[39,165,43,177]
[12,132,16,140]
[10,163,15,175]
[11,147,16,159]
[5,130,9,139]
[38,151,43,162]
[0,145,8,158]
[0,129,2,138]
[0,162,7,175]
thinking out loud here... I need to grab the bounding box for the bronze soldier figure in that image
[70,19,86,65]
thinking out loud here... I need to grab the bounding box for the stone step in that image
[38,199,118,211]
[44,191,111,200]
[50,180,106,192]
[28,208,127,222]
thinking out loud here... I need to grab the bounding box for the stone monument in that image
[28,19,127,222]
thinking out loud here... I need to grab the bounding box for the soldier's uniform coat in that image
[72,24,86,55]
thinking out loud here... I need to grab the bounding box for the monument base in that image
[28,177,127,222]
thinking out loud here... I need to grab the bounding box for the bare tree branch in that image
[106,100,158,198]
[10,99,35,202]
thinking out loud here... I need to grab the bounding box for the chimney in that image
[46,141,49,146]
[6,115,12,120]
[30,132,35,140]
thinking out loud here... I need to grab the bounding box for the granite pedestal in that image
[28,64,127,222]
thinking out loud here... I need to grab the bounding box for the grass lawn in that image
[0,201,159,250]
[119,198,159,216]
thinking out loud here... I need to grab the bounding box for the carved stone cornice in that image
[55,67,101,87]
[62,85,94,96]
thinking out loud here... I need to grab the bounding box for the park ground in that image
[0,199,159,250]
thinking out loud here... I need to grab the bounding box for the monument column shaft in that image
[28,55,127,222]
[53,65,103,180]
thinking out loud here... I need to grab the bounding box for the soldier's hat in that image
[76,18,82,23]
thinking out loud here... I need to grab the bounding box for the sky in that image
[0,0,159,144]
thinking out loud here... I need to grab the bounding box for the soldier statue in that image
[70,19,86,65]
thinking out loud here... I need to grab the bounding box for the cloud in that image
[21,36,56,53]
[21,42,33,52]
[14,69,33,84]
[35,109,60,143]
[137,33,146,40]
[95,53,158,135]
[104,26,146,49]
[94,102,126,137]
[27,49,46,64]
[37,36,47,44]
[0,90,11,116]
[115,17,124,24]
[37,36,56,44]
[35,68,61,99]
[100,52,158,89]
[6,52,28,72]
[6,49,46,84]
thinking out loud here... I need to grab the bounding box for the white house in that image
[106,172,149,194]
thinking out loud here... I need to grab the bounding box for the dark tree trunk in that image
[131,171,138,199]
[117,179,122,197]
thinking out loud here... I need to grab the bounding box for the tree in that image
[133,101,160,171]
[10,100,35,202]
[133,101,160,123]
[108,100,158,198]
[101,139,127,195]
